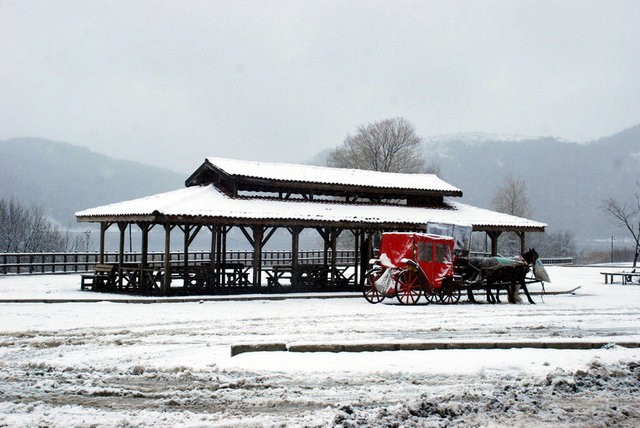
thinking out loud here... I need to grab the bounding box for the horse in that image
[461,248,539,304]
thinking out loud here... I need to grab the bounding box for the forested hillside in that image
[0,138,183,226]
[424,124,640,245]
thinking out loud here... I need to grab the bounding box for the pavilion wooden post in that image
[117,222,127,289]
[240,226,278,288]
[517,231,526,255]
[251,226,263,287]
[314,227,330,267]
[98,222,113,264]
[352,229,361,287]
[329,228,342,287]
[212,226,218,272]
[208,226,217,286]
[220,226,228,286]
[117,223,126,266]
[288,227,301,284]
[360,231,374,286]
[487,231,502,256]
[162,224,173,295]
[182,225,190,273]
[139,223,150,268]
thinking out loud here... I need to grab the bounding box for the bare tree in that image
[529,229,576,258]
[0,197,69,252]
[327,117,426,173]
[491,175,533,255]
[602,190,640,268]
[424,159,442,176]
[491,175,532,218]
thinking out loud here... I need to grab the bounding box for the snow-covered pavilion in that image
[76,157,546,295]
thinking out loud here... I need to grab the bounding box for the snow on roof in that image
[204,157,462,194]
[76,184,546,230]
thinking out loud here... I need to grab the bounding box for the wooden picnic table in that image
[172,262,250,289]
[265,264,356,289]
[601,271,640,285]
[266,264,330,288]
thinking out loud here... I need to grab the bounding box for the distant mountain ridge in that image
[0,138,183,226]
[2,125,639,249]
[424,124,640,244]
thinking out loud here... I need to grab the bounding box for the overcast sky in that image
[1,0,639,173]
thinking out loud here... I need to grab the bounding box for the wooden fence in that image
[0,250,356,275]
[0,250,573,275]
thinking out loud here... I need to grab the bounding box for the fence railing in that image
[0,250,358,275]
[0,251,573,275]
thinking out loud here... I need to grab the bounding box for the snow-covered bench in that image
[81,264,117,290]
[601,271,640,285]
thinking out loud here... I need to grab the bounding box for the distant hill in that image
[0,138,183,226]
[422,124,640,245]
[4,127,640,251]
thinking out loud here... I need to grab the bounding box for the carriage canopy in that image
[378,233,453,268]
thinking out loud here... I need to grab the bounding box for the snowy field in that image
[1,266,640,427]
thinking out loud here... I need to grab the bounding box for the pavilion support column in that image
[315,228,331,267]
[212,226,218,272]
[352,229,361,288]
[359,231,373,287]
[117,222,127,267]
[117,222,127,289]
[178,224,202,287]
[487,231,502,256]
[162,224,173,296]
[330,228,342,288]
[136,223,152,292]
[98,222,111,264]
[288,227,302,284]
[208,226,217,285]
[252,226,264,287]
[139,223,151,268]
[517,231,526,255]
[183,225,190,272]
[221,227,229,286]
[240,226,277,288]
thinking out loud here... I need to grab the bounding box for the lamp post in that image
[610,236,614,264]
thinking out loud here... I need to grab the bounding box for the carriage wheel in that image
[395,270,422,305]
[438,283,461,304]
[423,292,437,304]
[363,268,385,304]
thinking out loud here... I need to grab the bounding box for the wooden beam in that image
[239,226,254,247]
[186,225,202,248]
[261,226,278,247]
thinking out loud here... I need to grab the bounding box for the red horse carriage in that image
[363,232,461,304]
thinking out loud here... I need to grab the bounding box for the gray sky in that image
[1,0,639,173]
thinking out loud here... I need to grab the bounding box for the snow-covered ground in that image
[1,266,639,427]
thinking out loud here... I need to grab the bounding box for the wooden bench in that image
[601,271,640,285]
[81,264,117,290]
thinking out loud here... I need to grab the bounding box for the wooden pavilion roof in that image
[76,183,546,232]
[185,157,463,202]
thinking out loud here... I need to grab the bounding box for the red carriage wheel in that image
[395,269,422,305]
[363,268,385,304]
